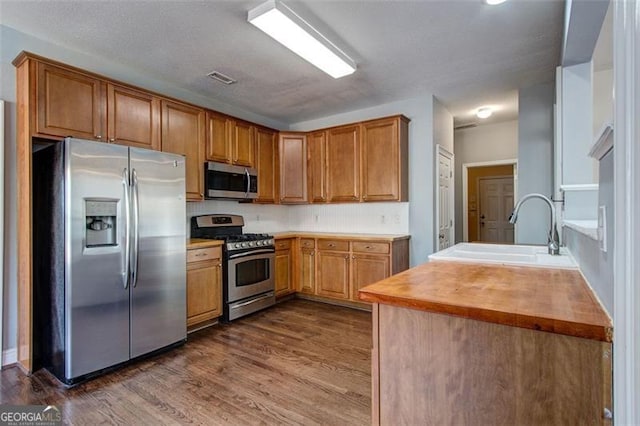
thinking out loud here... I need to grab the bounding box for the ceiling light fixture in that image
[476,107,493,119]
[483,0,508,5]
[248,0,356,79]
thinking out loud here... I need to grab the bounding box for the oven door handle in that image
[228,249,275,260]
[230,293,274,310]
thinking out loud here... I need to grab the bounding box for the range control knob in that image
[241,242,247,248]
[256,240,262,246]
[249,241,255,247]
[234,243,241,249]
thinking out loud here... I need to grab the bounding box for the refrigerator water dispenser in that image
[85,199,118,247]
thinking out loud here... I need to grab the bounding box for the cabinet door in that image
[231,120,254,167]
[255,127,278,203]
[300,247,316,294]
[308,131,327,203]
[205,111,231,163]
[279,133,308,203]
[351,254,390,301]
[187,261,222,326]
[161,100,205,201]
[107,83,160,150]
[316,251,350,299]
[36,62,106,140]
[361,117,400,201]
[327,125,360,202]
[275,248,293,297]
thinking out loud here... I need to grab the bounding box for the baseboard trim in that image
[2,348,17,367]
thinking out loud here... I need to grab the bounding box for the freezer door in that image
[129,147,186,358]
[65,138,130,379]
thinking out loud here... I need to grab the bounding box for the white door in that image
[478,176,514,243]
[436,146,454,251]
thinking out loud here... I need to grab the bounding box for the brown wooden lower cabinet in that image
[316,250,351,299]
[186,246,222,329]
[275,238,295,297]
[372,303,612,425]
[272,235,409,304]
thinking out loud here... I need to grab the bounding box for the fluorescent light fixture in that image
[248,0,356,79]
[483,0,507,4]
[476,107,493,119]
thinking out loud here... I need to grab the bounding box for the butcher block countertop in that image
[187,239,224,249]
[272,232,410,241]
[358,261,612,342]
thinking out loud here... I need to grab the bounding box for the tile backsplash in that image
[186,201,410,236]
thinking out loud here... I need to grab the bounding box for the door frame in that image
[462,159,518,242]
[476,175,515,243]
[434,144,454,251]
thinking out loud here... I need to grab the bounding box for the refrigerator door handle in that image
[130,168,140,288]
[122,168,131,289]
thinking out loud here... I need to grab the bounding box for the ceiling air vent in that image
[207,70,237,85]
[454,122,478,130]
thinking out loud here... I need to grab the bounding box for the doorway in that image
[435,145,454,251]
[462,160,517,242]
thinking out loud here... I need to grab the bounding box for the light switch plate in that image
[598,205,607,252]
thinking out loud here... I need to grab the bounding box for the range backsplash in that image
[186,201,409,237]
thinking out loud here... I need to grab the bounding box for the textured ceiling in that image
[0,0,564,126]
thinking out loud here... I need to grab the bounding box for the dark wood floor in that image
[0,300,372,425]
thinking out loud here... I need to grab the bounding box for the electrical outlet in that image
[394,214,401,225]
[381,215,386,224]
[256,214,260,222]
[598,205,607,252]
[314,214,319,223]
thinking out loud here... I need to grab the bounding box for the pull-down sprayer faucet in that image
[508,193,560,255]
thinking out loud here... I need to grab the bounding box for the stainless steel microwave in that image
[205,162,258,200]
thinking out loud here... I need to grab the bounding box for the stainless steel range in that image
[190,214,275,321]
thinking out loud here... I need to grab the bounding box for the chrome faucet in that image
[508,193,560,255]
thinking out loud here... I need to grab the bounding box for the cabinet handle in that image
[109,138,116,143]
[344,255,349,259]
[328,243,335,247]
[95,135,102,140]
[194,252,207,257]
[311,251,314,256]
[352,255,356,259]
[365,245,372,249]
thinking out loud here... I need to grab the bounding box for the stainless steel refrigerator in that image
[33,137,186,385]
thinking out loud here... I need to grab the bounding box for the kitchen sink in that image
[429,243,577,269]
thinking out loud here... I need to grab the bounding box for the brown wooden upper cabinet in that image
[36,61,106,141]
[279,133,308,204]
[255,127,278,203]
[205,112,255,168]
[307,131,327,203]
[161,100,205,201]
[326,124,360,202]
[107,83,161,150]
[231,120,255,167]
[361,116,409,202]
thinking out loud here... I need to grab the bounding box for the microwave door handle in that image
[245,168,250,198]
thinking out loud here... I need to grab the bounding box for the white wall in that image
[453,120,518,242]
[561,62,594,185]
[433,98,454,154]
[517,81,555,245]
[290,96,436,266]
[593,68,613,135]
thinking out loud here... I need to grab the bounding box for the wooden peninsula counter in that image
[359,261,612,426]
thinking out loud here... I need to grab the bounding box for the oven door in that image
[227,249,275,303]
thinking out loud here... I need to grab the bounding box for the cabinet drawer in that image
[275,239,292,250]
[187,246,221,263]
[300,238,315,249]
[318,239,349,251]
[352,241,390,254]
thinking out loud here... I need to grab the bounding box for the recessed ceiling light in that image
[484,0,507,5]
[207,70,237,85]
[476,107,493,119]
[248,0,356,79]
